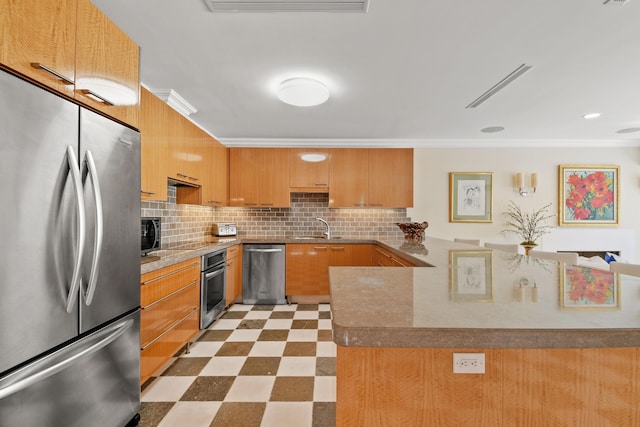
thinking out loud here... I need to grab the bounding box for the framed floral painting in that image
[560,265,619,310]
[558,165,619,226]
[450,250,493,302]
[449,172,493,223]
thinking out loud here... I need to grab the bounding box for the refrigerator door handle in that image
[83,150,103,306]
[0,318,133,400]
[65,145,86,313]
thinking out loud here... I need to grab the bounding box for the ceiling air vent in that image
[203,0,370,12]
[466,64,533,109]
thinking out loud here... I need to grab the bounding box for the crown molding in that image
[218,137,640,148]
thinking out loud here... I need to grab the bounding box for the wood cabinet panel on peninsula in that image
[1,0,140,129]
[140,258,200,384]
[229,148,290,207]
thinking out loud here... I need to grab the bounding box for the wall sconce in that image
[515,172,537,197]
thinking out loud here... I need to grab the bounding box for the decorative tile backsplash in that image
[141,188,411,246]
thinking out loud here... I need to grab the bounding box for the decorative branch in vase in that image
[502,201,554,255]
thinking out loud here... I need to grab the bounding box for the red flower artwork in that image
[564,266,616,307]
[563,169,615,222]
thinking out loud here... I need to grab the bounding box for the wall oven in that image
[200,248,227,329]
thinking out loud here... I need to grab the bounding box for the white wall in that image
[408,146,640,262]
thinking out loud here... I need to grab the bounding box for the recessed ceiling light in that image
[583,113,601,119]
[277,77,330,107]
[481,126,505,133]
[616,127,640,134]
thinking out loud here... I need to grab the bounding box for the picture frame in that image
[449,172,493,223]
[558,164,619,226]
[560,264,619,310]
[450,250,493,302]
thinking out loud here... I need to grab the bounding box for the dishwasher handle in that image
[246,248,283,253]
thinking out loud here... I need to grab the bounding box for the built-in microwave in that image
[141,217,161,256]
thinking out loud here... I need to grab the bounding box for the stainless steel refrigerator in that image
[0,69,141,427]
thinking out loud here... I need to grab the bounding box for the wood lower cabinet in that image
[286,244,373,296]
[373,245,415,267]
[140,258,200,384]
[225,244,242,305]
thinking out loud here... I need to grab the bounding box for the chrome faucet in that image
[316,217,331,239]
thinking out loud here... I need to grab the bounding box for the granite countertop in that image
[140,235,378,274]
[330,237,640,349]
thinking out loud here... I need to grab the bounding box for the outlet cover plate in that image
[453,352,485,374]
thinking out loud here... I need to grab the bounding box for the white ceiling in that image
[92,0,640,147]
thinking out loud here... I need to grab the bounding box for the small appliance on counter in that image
[141,217,161,256]
[213,223,237,237]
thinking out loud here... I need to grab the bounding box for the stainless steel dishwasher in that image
[242,244,287,304]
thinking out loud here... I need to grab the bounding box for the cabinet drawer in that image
[227,244,241,260]
[141,258,200,307]
[374,247,414,267]
[140,307,199,383]
[140,281,199,347]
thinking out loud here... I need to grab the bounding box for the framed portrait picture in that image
[560,265,619,310]
[449,172,493,223]
[450,250,493,302]
[558,165,619,226]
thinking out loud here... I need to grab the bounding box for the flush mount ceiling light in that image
[277,78,330,107]
[583,112,601,119]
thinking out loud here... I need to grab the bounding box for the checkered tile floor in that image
[139,303,336,427]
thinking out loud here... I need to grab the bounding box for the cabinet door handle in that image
[331,247,345,251]
[368,203,383,207]
[177,173,188,178]
[140,190,156,195]
[353,203,366,207]
[314,246,328,250]
[261,202,274,206]
[244,202,258,206]
[189,176,199,181]
[78,89,115,106]
[314,183,328,186]
[30,63,74,85]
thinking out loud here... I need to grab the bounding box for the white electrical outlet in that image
[453,352,485,374]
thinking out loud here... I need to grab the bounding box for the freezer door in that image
[0,310,140,427]
[0,70,80,374]
[79,108,141,333]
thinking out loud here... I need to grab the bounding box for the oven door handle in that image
[246,248,283,253]
[204,266,225,279]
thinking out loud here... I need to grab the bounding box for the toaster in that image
[213,223,237,237]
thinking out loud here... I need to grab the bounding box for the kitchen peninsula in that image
[330,237,640,426]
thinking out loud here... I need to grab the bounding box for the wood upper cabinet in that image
[206,140,229,207]
[289,148,330,192]
[368,148,413,208]
[329,148,413,208]
[229,148,290,207]
[329,149,369,207]
[75,0,139,128]
[0,0,140,129]
[0,0,77,98]
[140,87,168,201]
